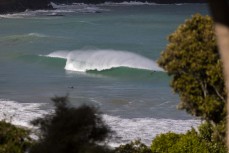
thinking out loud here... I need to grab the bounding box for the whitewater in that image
[0,2,208,147]
[0,99,200,147]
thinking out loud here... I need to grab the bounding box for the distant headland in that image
[0,0,52,14]
[52,0,207,4]
[0,0,207,14]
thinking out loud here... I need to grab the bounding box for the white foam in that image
[0,99,200,146]
[0,3,104,19]
[45,49,163,72]
[103,114,200,147]
[0,13,26,19]
[115,1,153,5]
[102,1,159,6]
[50,2,105,14]
[0,99,48,127]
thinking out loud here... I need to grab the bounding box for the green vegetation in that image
[29,96,113,153]
[158,14,226,143]
[151,127,226,153]
[114,140,151,153]
[0,120,32,153]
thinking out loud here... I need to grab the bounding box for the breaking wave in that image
[45,49,163,72]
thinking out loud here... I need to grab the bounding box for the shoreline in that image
[0,0,206,14]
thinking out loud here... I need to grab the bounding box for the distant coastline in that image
[52,0,207,5]
[0,0,207,14]
[0,0,52,14]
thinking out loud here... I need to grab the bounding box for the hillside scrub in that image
[0,120,32,153]
[151,128,227,153]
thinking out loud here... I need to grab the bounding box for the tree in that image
[29,96,113,153]
[157,14,226,142]
[0,120,32,153]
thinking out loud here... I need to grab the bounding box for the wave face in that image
[45,50,163,72]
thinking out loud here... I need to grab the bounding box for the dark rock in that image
[0,0,52,14]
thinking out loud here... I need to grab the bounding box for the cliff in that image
[0,0,52,14]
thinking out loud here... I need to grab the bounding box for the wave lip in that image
[46,50,69,59]
[46,49,163,72]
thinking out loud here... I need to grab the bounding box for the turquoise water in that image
[0,3,208,146]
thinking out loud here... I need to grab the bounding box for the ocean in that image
[0,2,208,146]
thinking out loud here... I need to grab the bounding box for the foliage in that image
[0,120,32,153]
[114,140,151,153]
[151,128,227,153]
[150,132,181,153]
[157,14,226,141]
[29,96,113,153]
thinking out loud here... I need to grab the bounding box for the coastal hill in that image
[0,0,206,14]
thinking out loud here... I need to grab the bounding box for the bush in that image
[151,128,227,153]
[29,96,113,153]
[0,120,32,153]
[115,140,151,153]
[150,132,181,153]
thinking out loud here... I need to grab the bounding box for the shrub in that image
[115,140,151,153]
[151,128,227,153]
[29,96,113,153]
[0,120,32,153]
